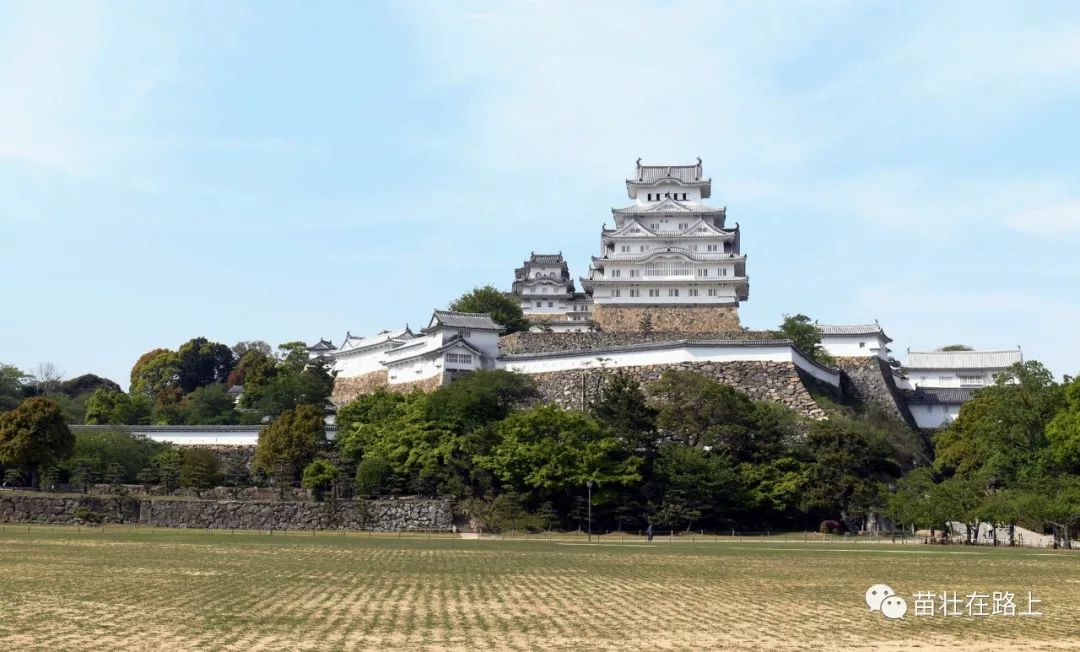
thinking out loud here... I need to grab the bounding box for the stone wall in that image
[331,371,444,407]
[528,360,828,419]
[0,494,453,531]
[331,370,388,405]
[834,357,917,429]
[499,330,778,355]
[591,304,741,333]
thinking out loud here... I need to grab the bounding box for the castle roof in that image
[626,159,711,198]
[908,387,979,405]
[382,334,484,367]
[336,327,415,355]
[816,322,892,343]
[612,198,723,215]
[905,349,1022,370]
[307,338,335,352]
[426,310,502,332]
[528,253,564,265]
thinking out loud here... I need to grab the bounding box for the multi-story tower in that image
[512,253,593,332]
[582,159,749,332]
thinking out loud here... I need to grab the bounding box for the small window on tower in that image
[681,193,687,200]
[647,193,652,201]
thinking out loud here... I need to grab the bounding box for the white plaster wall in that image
[908,369,995,389]
[501,344,840,387]
[910,403,962,429]
[334,343,394,377]
[820,334,889,360]
[387,355,441,384]
[594,284,739,303]
[637,183,702,202]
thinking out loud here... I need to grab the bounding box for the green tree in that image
[935,361,1064,482]
[63,428,169,484]
[653,444,745,530]
[232,349,278,408]
[3,468,23,486]
[939,344,974,352]
[254,343,334,416]
[0,397,75,487]
[590,372,658,454]
[179,384,240,425]
[1046,375,1080,473]
[650,370,756,457]
[180,448,221,489]
[424,370,538,432]
[450,285,528,334]
[153,449,183,492]
[355,455,395,496]
[932,475,988,544]
[302,459,338,502]
[254,404,327,492]
[57,374,121,399]
[486,405,642,496]
[776,314,832,365]
[129,349,183,406]
[0,364,30,413]
[535,501,558,531]
[85,389,153,425]
[176,337,237,394]
[799,415,901,533]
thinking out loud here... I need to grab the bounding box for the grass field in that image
[0,527,1077,651]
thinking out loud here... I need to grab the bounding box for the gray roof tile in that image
[906,350,1022,370]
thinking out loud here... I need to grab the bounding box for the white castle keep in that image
[310,159,1023,430]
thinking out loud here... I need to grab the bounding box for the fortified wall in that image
[590,304,741,334]
[833,356,918,429]
[525,360,828,419]
[0,494,453,531]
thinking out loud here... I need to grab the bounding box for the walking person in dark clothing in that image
[646,523,653,542]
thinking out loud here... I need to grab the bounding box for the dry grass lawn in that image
[0,527,1077,650]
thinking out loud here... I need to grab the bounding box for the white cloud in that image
[1007,198,1080,238]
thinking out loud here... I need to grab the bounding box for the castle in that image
[315,159,1021,431]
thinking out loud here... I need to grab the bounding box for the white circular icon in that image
[880,595,908,620]
[865,584,894,611]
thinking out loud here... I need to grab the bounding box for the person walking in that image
[646,523,653,543]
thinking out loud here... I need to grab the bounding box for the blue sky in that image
[2,1,1079,388]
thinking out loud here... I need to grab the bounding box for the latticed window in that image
[644,262,691,277]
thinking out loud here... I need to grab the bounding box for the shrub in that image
[355,456,394,497]
[180,448,221,489]
[302,459,338,502]
[73,507,105,523]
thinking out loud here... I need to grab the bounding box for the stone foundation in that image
[834,357,917,428]
[592,303,741,333]
[331,371,444,406]
[0,494,453,531]
[331,370,389,406]
[528,360,827,419]
[500,330,776,355]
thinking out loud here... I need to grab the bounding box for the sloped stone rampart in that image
[834,356,917,428]
[528,360,827,419]
[331,370,388,405]
[499,330,779,355]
